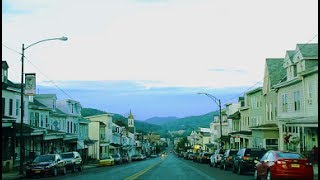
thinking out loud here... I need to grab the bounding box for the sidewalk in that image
[2,164,98,180]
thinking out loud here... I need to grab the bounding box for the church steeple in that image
[128,110,134,127]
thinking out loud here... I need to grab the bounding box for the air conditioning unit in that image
[307,99,312,104]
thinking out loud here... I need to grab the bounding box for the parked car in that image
[131,154,145,161]
[233,147,266,175]
[184,152,193,159]
[255,150,314,180]
[210,149,225,167]
[25,154,66,178]
[220,149,238,170]
[199,152,213,164]
[111,153,123,164]
[122,154,132,163]
[60,151,83,172]
[193,153,200,162]
[99,155,115,166]
[187,153,195,160]
[150,154,158,158]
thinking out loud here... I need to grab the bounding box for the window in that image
[282,94,288,112]
[45,116,49,127]
[269,103,272,121]
[35,112,39,127]
[266,104,269,121]
[29,112,34,125]
[266,139,278,150]
[9,99,13,116]
[294,91,301,111]
[293,64,297,77]
[67,122,70,133]
[2,98,5,116]
[71,104,74,113]
[52,99,55,109]
[308,82,313,99]
[40,114,44,127]
[16,100,19,116]
[74,123,77,133]
[70,122,73,133]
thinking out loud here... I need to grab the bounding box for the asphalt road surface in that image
[24,153,257,180]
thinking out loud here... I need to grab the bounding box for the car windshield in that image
[33,155,55,163]
[101,156,112,160]
[60,153,74,159]
[277,152,304,159]
[229,150,238,155]
[245,149,265,158]
[112,154,119,158]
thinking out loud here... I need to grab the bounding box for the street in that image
[24,153,255,180]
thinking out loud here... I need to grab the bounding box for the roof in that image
[2,61,9,69]
[79,117,91,124]
[266,58,286,87]
[200,132,211,137]
[29,99,50,110]
[2,80,22,90]
[286,50,296,60]
[227,111,240,120]
[128,110,134,119]
[246,87,262,95]
[250,123,279,129]
[229,130,252,135]
[297,43,318,59]
[35,94,57,99]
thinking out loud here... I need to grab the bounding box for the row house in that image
[85,114,113,159]
[1,61,91,171]
[274,43,318,154]
[85,112,137,160]
[226,43,318,156]
[209,109,228,149]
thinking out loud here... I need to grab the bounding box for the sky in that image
[2,0,318,120]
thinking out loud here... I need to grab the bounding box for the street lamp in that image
[19,36,68,174]
[197,92,223,148]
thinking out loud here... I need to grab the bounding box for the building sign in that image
[25,73,36,95]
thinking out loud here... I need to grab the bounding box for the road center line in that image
[124,159,165,180]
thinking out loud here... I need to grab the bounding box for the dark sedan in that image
[25,154,66,178]
[220,149,238,170]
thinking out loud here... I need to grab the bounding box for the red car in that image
[255,150,314,180]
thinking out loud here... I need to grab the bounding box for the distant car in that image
[122,154,132,163]
[255,150,314,180]
[220,149,238,170]
[199,152,213,164]
[150,154,158,158]
[60,151,83,172]
[193,153,200,162]
[233,147,266,175]
[187,153,195,160]
[99,155,115,166]
[25,154,66,178]
[131,154,145,161]
[111,153,123,164]
[184,152,193,159]
[210,149,225,167]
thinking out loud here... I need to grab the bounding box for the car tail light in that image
[276,160,286,165]
[243,156,249,160]
[305,162,313,166]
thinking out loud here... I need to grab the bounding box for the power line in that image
[225,34,318,103]
[2,43,22,55]
[2,43,74,100]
